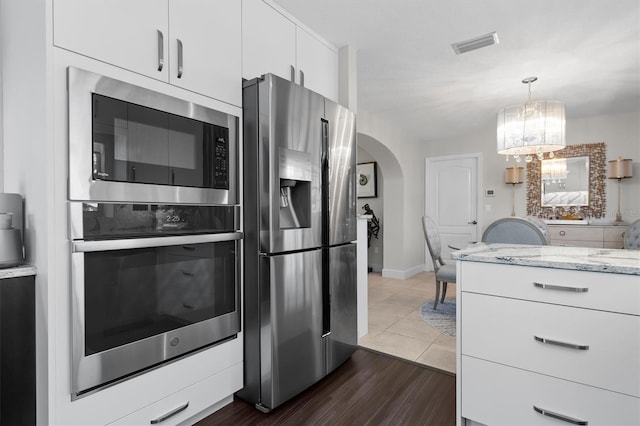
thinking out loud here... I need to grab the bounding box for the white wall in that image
[358,111,425,278]
[422,110,640,229]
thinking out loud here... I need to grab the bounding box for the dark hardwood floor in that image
[196,348,456,425]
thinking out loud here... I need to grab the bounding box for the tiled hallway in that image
[358,271,456,374]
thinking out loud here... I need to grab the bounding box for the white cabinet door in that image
[296,27,338,101]
[53,0,169,81]
[169,0,242,105]
[241,0,296,82]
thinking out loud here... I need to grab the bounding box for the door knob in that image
[468,220,477,225]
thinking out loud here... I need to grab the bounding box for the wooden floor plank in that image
[196,348,456,425]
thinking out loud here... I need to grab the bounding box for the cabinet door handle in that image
[534,335,589,350]
[290,65,296,82]
[177,39,184,78]
[157,30,164,72]
[468,220,477,225]
[299,69,305,86]
[533,405,588,425]
[150,402,189,424]
[533,282,589,293]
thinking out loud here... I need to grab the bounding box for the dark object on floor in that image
[421,299,456,338]
[196,348,455,425]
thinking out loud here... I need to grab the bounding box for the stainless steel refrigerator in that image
[238,74,357,412]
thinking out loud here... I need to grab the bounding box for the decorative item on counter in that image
[361,204,380,247]
[0,212,24,268]
[607,156,633,225]
[0,193,25,268]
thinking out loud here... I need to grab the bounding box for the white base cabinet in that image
[457,261,640,426]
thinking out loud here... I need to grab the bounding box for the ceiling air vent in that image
[452,31,499,54]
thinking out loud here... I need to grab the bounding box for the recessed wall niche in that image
[526,142,607,218]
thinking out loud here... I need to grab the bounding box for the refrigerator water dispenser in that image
[279,148,312,229]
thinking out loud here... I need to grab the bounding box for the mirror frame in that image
[526,142,607,218]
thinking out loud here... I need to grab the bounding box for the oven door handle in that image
[72,232,243,253]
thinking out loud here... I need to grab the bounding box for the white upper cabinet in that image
[296,26,338,101]
[53,0,241,105]
[168,0,241,105]
[242,0,338,100]
[241,0,296,82]
[53,0,169,80]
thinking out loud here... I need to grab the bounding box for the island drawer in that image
[461,356,640,426]
[461,292,640,397]
[459,262,640,315]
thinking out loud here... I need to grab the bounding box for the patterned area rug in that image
[420,300,456,338]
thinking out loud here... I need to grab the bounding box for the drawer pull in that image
[534,335,589,350]
[533,405,588,425]
[533,282,589,293]
[559,230,566,236]
[150,402,189,424]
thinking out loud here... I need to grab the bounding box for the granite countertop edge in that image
[0,264,37,279]
[451,244,640,276]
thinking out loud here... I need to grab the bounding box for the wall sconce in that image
[607,157,633,225]
[505,166,524,216]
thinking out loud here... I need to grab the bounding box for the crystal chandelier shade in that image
[497,77,566,163]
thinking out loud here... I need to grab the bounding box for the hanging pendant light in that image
[497,77,566,163]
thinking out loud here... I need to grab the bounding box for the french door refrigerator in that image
[238,73,357,412]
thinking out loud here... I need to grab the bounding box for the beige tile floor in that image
[358,271,457,374]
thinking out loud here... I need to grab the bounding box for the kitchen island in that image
[452,244,640,426]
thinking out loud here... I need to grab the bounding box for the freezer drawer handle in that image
[533,405,588,425]
[534,335,589,350]
[150,401,189,424]
[533,282,589,293]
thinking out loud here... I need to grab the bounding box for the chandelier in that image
[541,158,570,183]
[497,77,565,163]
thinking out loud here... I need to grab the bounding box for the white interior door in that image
[425,154,481,267]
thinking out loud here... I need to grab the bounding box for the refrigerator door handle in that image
[321,118,331,337]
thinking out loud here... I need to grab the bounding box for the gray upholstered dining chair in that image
[421,216,456,310]
[481,217,549,245]
[624,219,640,249]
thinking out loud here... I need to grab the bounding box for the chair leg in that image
[433,280,441,310]
[441,282,448,303]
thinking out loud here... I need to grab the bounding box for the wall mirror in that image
[541,156,589,207]
[527,142,606,218]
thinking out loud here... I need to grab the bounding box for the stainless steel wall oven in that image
[70,202,241,397]
[67,67,241,397]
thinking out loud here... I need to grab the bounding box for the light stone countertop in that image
[451,243,640,276]
[0,264,37,279]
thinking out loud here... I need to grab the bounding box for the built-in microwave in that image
[67,67,238,205]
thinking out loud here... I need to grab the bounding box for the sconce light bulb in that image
[525,155,533,163]
[549,151,555,159]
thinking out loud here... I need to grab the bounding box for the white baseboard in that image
[381,263,426,280]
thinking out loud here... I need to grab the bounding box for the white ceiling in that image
[274,0,640,143]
